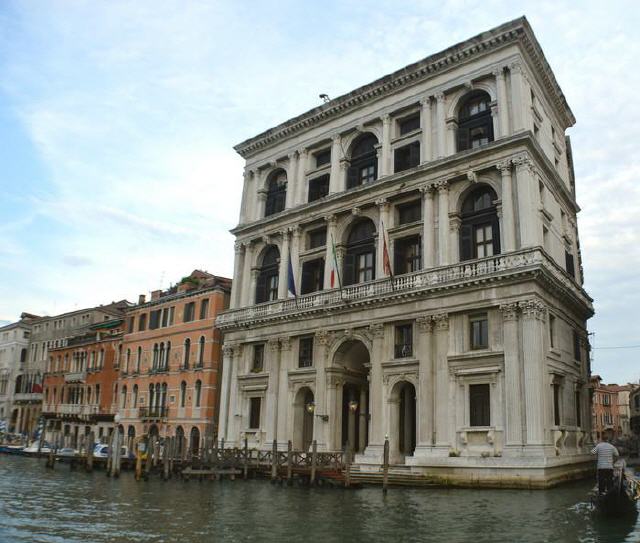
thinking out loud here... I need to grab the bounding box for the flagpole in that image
[381,220,395,291]
[330,233,344,301]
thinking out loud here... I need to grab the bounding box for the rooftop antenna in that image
[319,93,330,103]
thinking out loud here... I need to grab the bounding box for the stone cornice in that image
[233,17,574,159]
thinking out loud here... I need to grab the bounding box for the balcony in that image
[64,371,87,383]
[13,392,42,403]
[42,404,100,417]
[216,248,593,331]
[138,406,168,420]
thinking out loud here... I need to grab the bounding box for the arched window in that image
[155,383,161,414]
[344,219,376,285]
[165,341,171,370]
[152,344,158,370]
[149,384,155,409]
[264,169,287,217]
[180,381,187,408]
[197,336,205,367]
[159,343,165,370]
[195,380,202,407]
[347,133,378,189]
[456,91,493,152]
[125,349,131,373]
[136,347,142,373]
[161,383,167,411]
[460,186,500,261]
[121,386,127,408]
[183,338,191,369]
[255,246,280,304]
[132,384,138,407]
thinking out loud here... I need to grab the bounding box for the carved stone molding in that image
[433,313,449,331]
[234,241,244,254]
[381,114,391,124]
[420,95,431,107]
[375,197,389,210]
[509,61,523,74]
[369,323,384,339]
[419,183,435,196]
[499,302,519,321]
[416,315,434,333]
[434,91,445,102]
[279,337,291,351]
[466,171,477,184]
[519,299,546,320]
[435,179,449,193]
[315,330,330,346]
[492,66,505,79]
[496,159,512,173]
[268,339,280,352]
[222,345,234,358]
[352,207,362,216]
[324,214,337,226]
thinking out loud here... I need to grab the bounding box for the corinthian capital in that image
[496,160,512,174]
[416,315,434,333]
[518,299,546,320]
[433,313,449,331]
[499,302,519,321]
[435,179,449,193]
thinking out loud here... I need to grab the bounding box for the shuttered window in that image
[469,384,490,427]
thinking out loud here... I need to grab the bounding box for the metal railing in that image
[138,406,169,419]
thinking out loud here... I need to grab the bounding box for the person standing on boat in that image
[591,436,619,494]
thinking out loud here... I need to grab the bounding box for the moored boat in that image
[592,460,640,516]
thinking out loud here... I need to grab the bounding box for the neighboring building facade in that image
[0,314,38,432]
[12,300,130,438]
[590,376,638,441]
[630,387,640,438]
[42,319,124,446]
[216,17,594,487]
[117,271,231,453]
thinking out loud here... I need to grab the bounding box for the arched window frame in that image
[264,169,287,217]
[456,91,494,152]
[459,185,501,261]
[255,246,280,304]
[194,380,202,408]
[183,338,191,369]
[197,336,205,367]
[180,381,187,408]
[347,133,379,189]
[343,219,377,285]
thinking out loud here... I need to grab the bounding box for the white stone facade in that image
[0,318,33,431]
[216,17,594,487]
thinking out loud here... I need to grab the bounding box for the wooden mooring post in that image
[243,437,248,480]
[286,441,293,484]
[310,440,317,486]
[270,440,278,481]
[344,443,351,488]
[163,438,170,481]
[134,438,143,482]
[112,431,121,478]
[144,437,153,479]
[382,438,390,494]
[86,432,94,472]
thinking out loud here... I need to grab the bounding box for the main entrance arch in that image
[293,387,314,451]
[389,380,417,462]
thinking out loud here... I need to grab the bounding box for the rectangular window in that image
[356,252,374,283]
[249,397,261,429]
[394,141,420,173]
[359,164,376,185]
[474,224,494,258]
[308,228,327,249]
[168,306,175,326]
[553,383,561,426]
[308,174,330,202]
[469,384,490,427]
[161,308,169,328]
[398,113,420,136]
[314,148,331,168]
[301,258,325,295]
[573,331,581,362]
[298,336,314,368]
[394,324,413,358]
[549,314,556,349]
[394,236,421,275]
[397,200,421,225]
[565,250,575,279]
[184,302,195,323]
[252,345,264,372]
[575,390,581,427]
[470,315,489,350]
[200,298,210,320]
[127,317,134,333]
[149,310,161,330]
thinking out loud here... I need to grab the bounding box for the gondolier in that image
[591,436,619,494]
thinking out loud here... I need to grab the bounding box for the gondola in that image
[592,460,640,516]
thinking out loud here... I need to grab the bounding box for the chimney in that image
[151,289,162,301]
[138,294,146,305]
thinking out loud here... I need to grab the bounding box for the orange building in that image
[117,270,230,453]
[42,319,124,446]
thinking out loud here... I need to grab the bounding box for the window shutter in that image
[456,127,469,152]
[460,223,473,261]
[492,217,501,255]
[255,273,266,304]
[343,253,355,285]
[347,166,358,189]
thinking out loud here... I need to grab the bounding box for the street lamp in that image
[305,401,315,414]
[348,400,359,413]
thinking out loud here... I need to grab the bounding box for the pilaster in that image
[420,96,432,163]
[497,160,516,252]
[276,337,292,448]
[323,215,338,290]
[415,316,434,455]
[435,92,446,158]
[312,330,329,450]
[329,134,343,194]
[230,242,244,309]
[285,152,298,209]
[241,242,254,307]
[493,67,509,137]
[364,323,385,459]
[436,180,449,266]
[433,313,450,450]
[513,155,542,248]
[381,114,392,176]
[420,184,435,268]
[265,339,281,443]
[509,61,526,133]
[500,303,523,450]
[376,198,390,276]
[278,230,291,299]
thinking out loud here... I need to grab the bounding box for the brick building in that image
[117,270,230,453]
[590,376,637,441]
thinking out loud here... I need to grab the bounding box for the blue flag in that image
[287,252,296,297]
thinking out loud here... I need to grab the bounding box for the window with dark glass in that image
[199,298,209,320]
[460,186,500,261]
[553,383,561,426]
[308,228,327,249]
[573,331,581,362]
[264,170,287,217]
[308,174,329,202]
[394,324,413,358]
[457,92,494,152]
[298,336,314,368]
[252,344,264,372]
[575,390,581,427]
[549,314,556,348]
[565,250,575,279]
[127,316,134,333]
[301,258,325,294]
[394,141,420,173]
[398,200,421,225]
[149,310,161,330]
[255,246,280,304]
[394,236,421,275]
[249,397,261,429]
[347,133,378,189]
[344,219,376,285]
[161,308,169,328]
[398,113,420,136]
[183,338,191,369]
[470,384,490,426]
[314,148,331,168]
[183,302,195,322]
[470,314,489,350]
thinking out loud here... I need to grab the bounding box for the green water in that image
[0,455,638,542]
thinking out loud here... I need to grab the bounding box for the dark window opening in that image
[394,324,413,358]
[127,317,134,333]
[553,383,561,426]
[565,250,575,279]
[301,258,325,295]
[255,246,280,304]
[183,302,195,323]
[249,397,261,429]
[308,228,327,249]
[264,170,287,217]
[344,219,376,286]
[549,314,556,349]
[573,331,581,362]
[347,133,378,189]
[470,315,489,350]
[149,310,161,330]
[398,200,421,225]
[470,384,490,426]
[314,149,331,168]
[394,236,421,275]
[398,114,420,136]
[575,390,582,427]
[252,345,264,373]
[460,186,500,261]
[394,141,420,173]
[308,174,329,202]
[298,337,314,368]
[457,92,494,152]
[199,298,209,320]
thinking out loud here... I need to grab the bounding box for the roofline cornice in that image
[233,16,575,159]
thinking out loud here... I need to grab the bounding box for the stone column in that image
[326,377,342,451]
[436,180,449,266]
[509,61,526,133]
[435,92,446,158]
[493,67,509,137]
[313,331,329,450]
[241,242,254,307]
[265,339,281,444]
[433,314,450,451]
[230,242,244,309]
[415,316,434,454]
[276,338,292,448]
[497,160,516,252]
[449,216,461,264]
[500,304,523,450]
[220,345,238,445]
[329,134,343,194]
[420,96,432,163]
[285,152,298,209]
[420,185,435,268]
[347,387,356,450]
[381,114,392,176]
[297,148,308,204]
[290,226,301,294]
[446,118,457,157]
[520,300,547,449]
[513,155,542,248]
[376,198,390,277]
[239,169,252,224]
[358,387,367,452]
[365,323,385,460]
[278,230,290,299]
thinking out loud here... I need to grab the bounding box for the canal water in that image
[0,456,638,543]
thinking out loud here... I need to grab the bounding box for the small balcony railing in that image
[138,406,168,420]
[394,344,413,359]
[64,371,87,383]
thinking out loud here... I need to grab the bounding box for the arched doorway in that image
[190,427,200,457]
[293,387,314,451]
[175,426,185,457]
[333,339,370,454]
[390,381,417,462]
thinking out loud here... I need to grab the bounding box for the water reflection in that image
[0,456,637,543]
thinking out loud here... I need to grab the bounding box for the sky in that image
[0,1,638,384]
